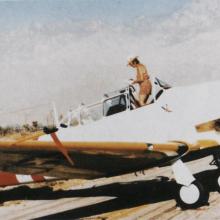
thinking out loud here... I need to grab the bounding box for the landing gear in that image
[172,159,209,209]
[215,172,220,192]
[210,154,220,192]
[176,180,209,209]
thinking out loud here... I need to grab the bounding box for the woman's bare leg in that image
[139,94,147,106]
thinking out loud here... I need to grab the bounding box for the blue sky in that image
[0,0,190,29]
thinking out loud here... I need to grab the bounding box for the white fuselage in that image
[40,81,220,144]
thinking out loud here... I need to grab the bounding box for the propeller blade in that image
[50,132,74,166]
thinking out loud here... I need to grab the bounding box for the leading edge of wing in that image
[0,139,219,154]
[0,140,188,154]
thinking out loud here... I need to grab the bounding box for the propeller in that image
[50,132,74,166]
[43,126,74,166]
[12,126,74,166]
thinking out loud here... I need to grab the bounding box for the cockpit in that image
[103,77,171,117]
[59,77,171,127]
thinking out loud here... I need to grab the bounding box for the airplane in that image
[0,77,220,209]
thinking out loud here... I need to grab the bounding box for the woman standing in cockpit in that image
[128,56,152,106]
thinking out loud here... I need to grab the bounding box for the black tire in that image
[175,180,209,209]
[215,171,220,193]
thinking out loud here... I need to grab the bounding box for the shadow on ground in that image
[0,169,219,219]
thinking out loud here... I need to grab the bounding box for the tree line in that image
[0,121,43,136]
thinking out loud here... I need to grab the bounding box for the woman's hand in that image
[129,79,136,84]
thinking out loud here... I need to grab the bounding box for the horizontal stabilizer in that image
[195,118,220,132]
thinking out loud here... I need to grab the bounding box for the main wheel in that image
[176,180,209,209]
[215,171,220,192]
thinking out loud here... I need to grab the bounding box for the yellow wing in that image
[0,127,219,179]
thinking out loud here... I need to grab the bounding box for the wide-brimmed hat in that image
[127,56,138,66]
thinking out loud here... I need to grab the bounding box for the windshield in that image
[155,77,171,89]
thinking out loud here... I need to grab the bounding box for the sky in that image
[0,0,220,125]
[0,0,188,28]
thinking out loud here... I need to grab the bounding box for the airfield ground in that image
[0,156,220,219]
